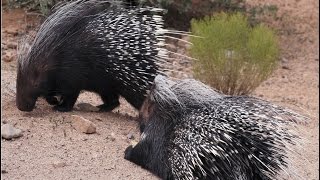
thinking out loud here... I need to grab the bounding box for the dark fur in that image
[125,76,304,180]
[16,0,161,112]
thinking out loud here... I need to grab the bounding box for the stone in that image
[5,28,19,36]
[281,65,290,70]
[7,42,17,49]
[127,132,134,140]
[110,132,116,141]
[1,124,23,140]
[52,161,66,168]
[75,103,99,112]
[2,51,16,62]
[71,115,96,134]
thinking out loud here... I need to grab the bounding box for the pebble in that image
[2,51,16,62]
[7,42,17,49]
[281,65,290,70]
[75,103,99,112]
[71,115,96,134]
[127,132,134,140]
[52,161,66,168]
[281,57,288,63]
[5,29,19,36]
[110,132,116,141]
[1,124,23,140]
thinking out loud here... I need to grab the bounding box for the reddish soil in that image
[1,1,319,179]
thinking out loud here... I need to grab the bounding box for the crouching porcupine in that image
[16,0,185,112]
[124,75,307,180]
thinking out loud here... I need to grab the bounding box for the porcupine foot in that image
[97,101,120,112]
[124,145,146,167]
[45,96,60,105]
[53,91,80,112]
[97,94,120,112]
[124,145,134,160]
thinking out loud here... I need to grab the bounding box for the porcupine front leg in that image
[125,142,173,179]
[97,93,120,112]
[45,96,60,105]
[53,90,80,112]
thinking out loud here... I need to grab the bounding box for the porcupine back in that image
[129,75,308,180]
[82,5,170,107]
[167,97,301,180]
[17,0,185,111]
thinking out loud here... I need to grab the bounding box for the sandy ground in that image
[1,0,319,180]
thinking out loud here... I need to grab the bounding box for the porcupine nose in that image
[16,95,36,112]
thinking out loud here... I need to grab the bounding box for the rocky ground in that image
[1,0,319,180]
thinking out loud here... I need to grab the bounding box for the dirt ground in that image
[1,0,319,179]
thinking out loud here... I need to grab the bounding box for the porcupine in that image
[124,75,307,180]
[16,0,186,112]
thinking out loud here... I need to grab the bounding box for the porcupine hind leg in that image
[45,91,60,105]
[53,90,80,112]
[97,93,120,112]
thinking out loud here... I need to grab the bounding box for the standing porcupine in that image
[124,75,307,180]
[16,0,185,112]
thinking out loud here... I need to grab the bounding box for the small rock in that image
[127,132,134,140]
[110,132,116,141]
[76,103,99,112]
[5,29,19,36]
[95,117,103,121]
[1,124,23,140]
[52,161,66,168]
[1,170,8,174]
[2,119,8,124]
[71,115,96,134]
[281,57,288,63]
[2,51,16,62]
[281,65,290,70]
[7,42,17,49]
[2,44,8,50]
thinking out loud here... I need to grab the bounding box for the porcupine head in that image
[124,75,178,179]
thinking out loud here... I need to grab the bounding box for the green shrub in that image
[190,12,279,95]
